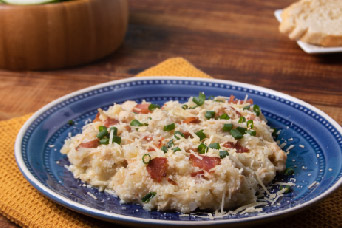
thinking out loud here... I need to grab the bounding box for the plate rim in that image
[14,76,342,226]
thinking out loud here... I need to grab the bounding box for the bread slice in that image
[280,0,342,47]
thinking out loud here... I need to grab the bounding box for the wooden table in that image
[0,0,341,227]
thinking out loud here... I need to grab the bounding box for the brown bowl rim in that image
[0,0,95,9]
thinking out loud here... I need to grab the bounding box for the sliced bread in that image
[280,0,342,47]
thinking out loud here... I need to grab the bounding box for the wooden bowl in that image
[0,0,128,70]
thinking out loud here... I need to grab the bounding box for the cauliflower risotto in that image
[61,93,287,213]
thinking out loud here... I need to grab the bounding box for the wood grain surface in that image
[0,0,128,70]
[0,0,341,227]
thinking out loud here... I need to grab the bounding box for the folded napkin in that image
[0,58,341,228]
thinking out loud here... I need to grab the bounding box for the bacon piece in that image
[125,125,132,131]
[191,170,205,177]
[183,117,201,124]
[223,142,235,148]
[122,160,128,168]
[231,107,241,117]
[154,137,164,148]
[228,95,253,105]
[182,131,192,139]
[143,136,153,141]
[133,103,151,114]
[144,136,156,151]
[247,115,256,120]
[189,154,221,172]
[223,142,249,153]
[103,117,119,127]
[246,99,253,104]
[147,157,168,182]
[185,148,198,153]
[235,144,249,153]
[216,107,241,118]
[167,178,177,185]
[216,108,226,118]
[78,139,99,149]
[228,95,238,104]
[93,112,100,123]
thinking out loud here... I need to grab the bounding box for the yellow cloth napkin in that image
[0,58,341,228]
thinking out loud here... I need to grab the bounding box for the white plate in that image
[274,9,342,54]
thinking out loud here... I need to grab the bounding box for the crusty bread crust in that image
[279,0,342,47]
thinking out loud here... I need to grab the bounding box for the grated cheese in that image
[87,192,97,200]
[308,181,318,189]
[273,182,296,186]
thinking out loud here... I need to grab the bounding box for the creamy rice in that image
[61,94,286,213]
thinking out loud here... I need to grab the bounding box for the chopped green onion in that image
[172,147,181,152]
[230,129,243,139]
[130,119,148,127]
[214,100,224,103]
[164,123,175,131]
[189,105,198,109]
[112,136,121,145]
[209,143,221,150]
[99,137,109,145]
[223,123,233,132]
[99,126,107,132]
[174,131,184,140]
[148,103,160,111]
[284,168,295,176]
[142,192,156,203]
[246,120,254,129]
[272,128,278,139]
[167,139,173,148]
[238,116,246,123]
[219,150,229,159]
[198,143,208,154]
[253,105,261,116]
[236,127,247,135]
[181,104,189,110]
[67,120,74,126]
[243,106,250,110]
[246,130,256,136]
[110,127,118,136]
[148,117,152,120]
[142,154,151,164]
[205,111,215,119]
[280,185,292,194]
[161,145,168,153]
[97,130,108,139]
[219,113,230,120]
[161,140,174,153]
[97,126,108,139]
[192,92,206,106]
[195,130,206,141]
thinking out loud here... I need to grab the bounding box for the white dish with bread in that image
[275,0,342,54]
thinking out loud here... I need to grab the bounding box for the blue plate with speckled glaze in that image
[15,77,342,227]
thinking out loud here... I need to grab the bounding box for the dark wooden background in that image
[0,0,341,227]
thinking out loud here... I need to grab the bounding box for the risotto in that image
[61,93,287,213]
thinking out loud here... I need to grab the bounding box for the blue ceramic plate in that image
[15,77,342,227]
